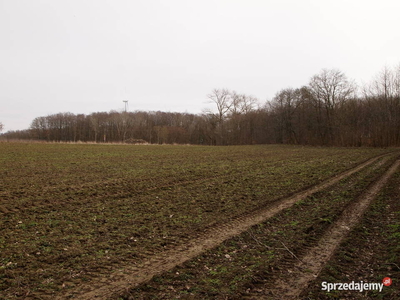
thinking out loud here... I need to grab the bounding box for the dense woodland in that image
[1,66,400,147]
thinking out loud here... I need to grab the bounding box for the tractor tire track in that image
[58,154,390,300]
[252,158,400,299]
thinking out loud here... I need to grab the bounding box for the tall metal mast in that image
[123,100,128,112]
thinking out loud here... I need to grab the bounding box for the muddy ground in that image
[0,143,397,299]
[117,154,399,300]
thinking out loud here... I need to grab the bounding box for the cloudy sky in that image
[1,0,399,131]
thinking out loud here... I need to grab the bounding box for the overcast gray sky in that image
[1,0,399,131]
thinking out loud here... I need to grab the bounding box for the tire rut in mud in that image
[58,154,391,300]
[247,158,400,299]
[300,163,400,300]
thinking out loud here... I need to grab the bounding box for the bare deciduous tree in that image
[363,65,400,103]
[309,69,355,110]
[362,65,400,146]
[206,88,233,144]
[308,69,356,144]
[230,91,258,115]
[241,95,258,114]
[207,88,232,123]
[270,88,302,144]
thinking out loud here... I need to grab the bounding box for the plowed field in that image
[0,143,398,299]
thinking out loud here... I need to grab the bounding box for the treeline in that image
[2,65,400,146]
[268,66,400,146]
[2,109,271,145]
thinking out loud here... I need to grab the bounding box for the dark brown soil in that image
[300,162,400,299]
[0,143,397,299]
[115,154,399,300]
[60,155,388,299]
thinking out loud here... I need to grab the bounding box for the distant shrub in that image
[124,138,148,144]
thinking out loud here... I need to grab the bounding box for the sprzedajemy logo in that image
[321,277,392,293]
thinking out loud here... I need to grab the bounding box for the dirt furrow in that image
[1,172,234,214]
[257,159,400,299]
[58,155,388,299]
